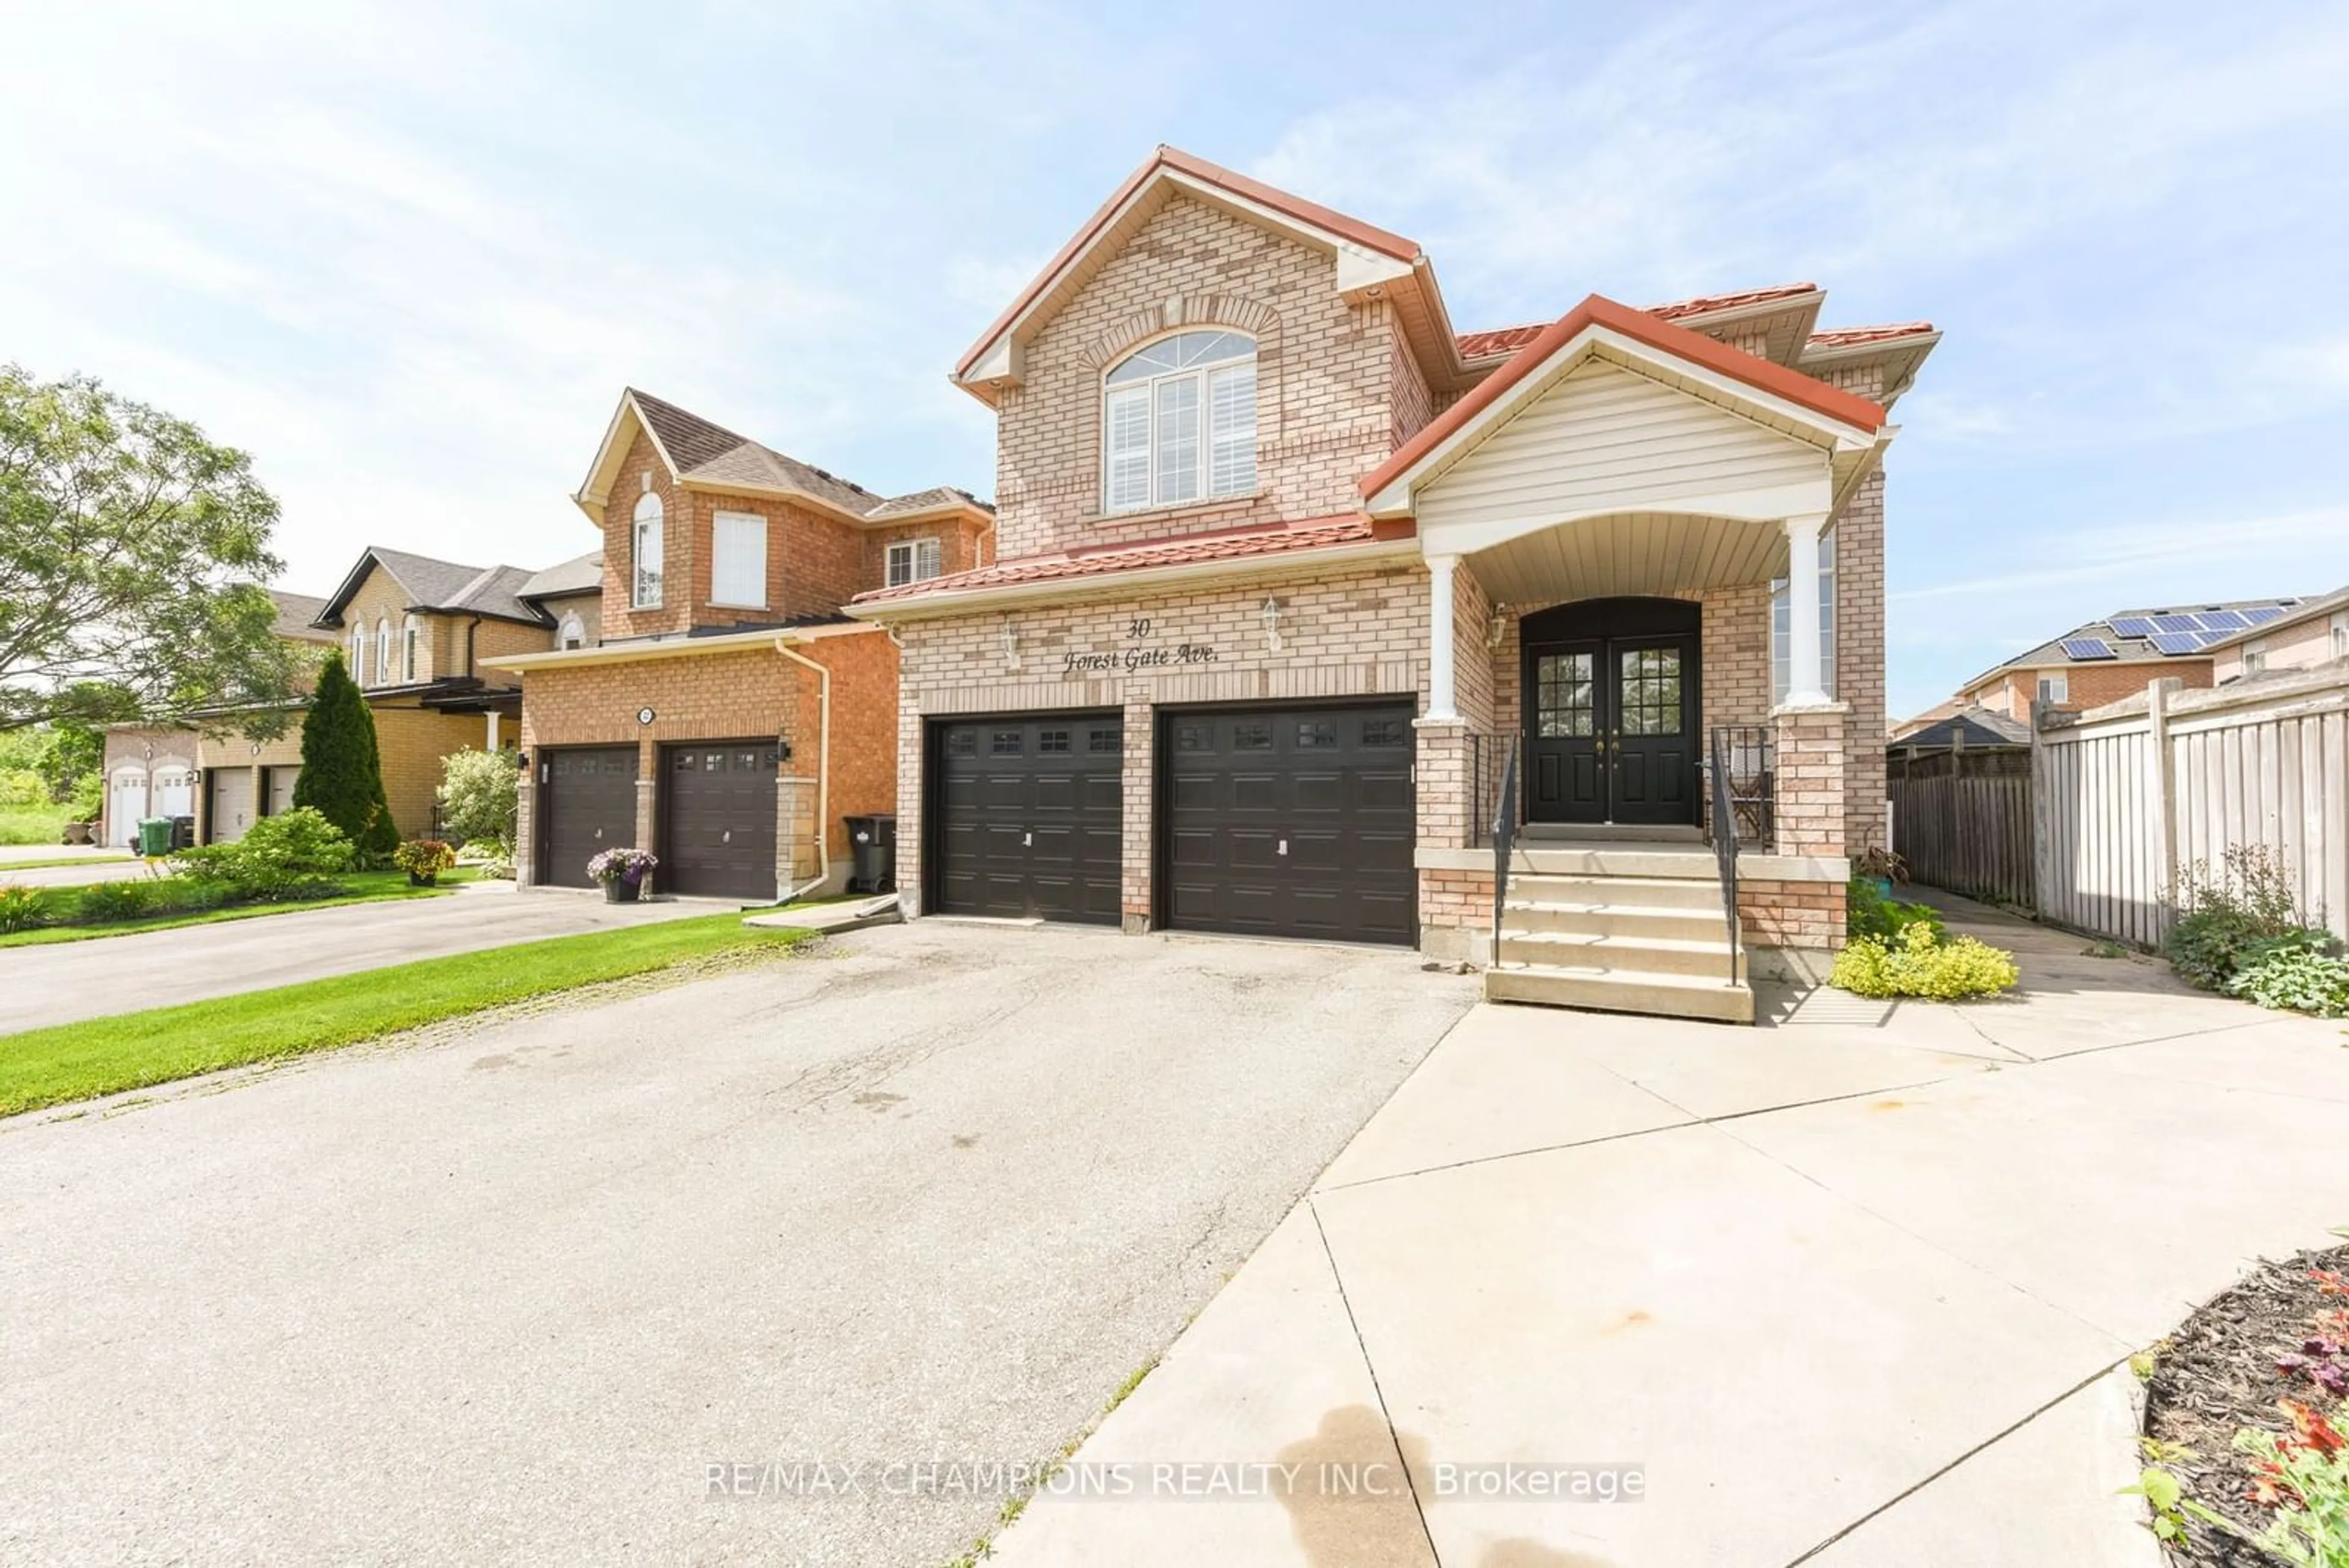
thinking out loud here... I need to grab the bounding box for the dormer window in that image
[1103,330,1256,512]
[632,491,664,608]
[886,538,942,588]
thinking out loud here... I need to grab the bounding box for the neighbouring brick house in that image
[100,546,602,850]
[850,146,1939,1021]
[2201,584,2349,685]
[1954,596,2308,719]
[481,388,990,901]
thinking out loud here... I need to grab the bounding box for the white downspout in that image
[773,637,831,897]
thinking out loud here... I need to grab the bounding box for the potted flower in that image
[393,838,458,888]
[587,846,658,902]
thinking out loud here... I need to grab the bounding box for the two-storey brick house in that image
[484,388,990,901]
[851,147,1938,1021]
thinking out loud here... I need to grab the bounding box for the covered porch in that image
[1356,295,1891,997]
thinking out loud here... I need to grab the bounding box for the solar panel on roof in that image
[2151,614,2202,634]
[2107,615,2159,638]
[2193,628,2232,647]
[2195,609,2249,631]
[2241,606,2285,626]
[2149,632,2205,656]
[2060,636,2117,660]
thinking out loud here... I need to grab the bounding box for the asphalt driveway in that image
[0,882,712,1033]
[0,921,1477,1566]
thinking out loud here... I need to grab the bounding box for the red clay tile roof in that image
[1455,324,1550,360]
[1645,281,1819,321]
[1805,323,1938,349]
[956,146,1420,382]
[852,515,1396,606]
[1370,294,1888,505]
[1456,283,1827,362]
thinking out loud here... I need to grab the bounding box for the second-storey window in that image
[348,626,366,685]
[402,614,420,682]
[711,512,767,608]
[632,492,664,608]
[374,619,392,686]
[1103,330,1255,512]
[886,538,942,588]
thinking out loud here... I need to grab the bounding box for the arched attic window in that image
[558,612,585,650]
[632,491,665,608]
[375,619,392,686]
[348,625,366,684]
[1103,330,1255,512]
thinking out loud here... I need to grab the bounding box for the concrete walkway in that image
[0,883,713,1032]
[986,899,2349,1568]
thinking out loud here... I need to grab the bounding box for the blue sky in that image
[6,0,2346,719]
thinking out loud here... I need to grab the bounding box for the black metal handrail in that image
[1490,735,1520,965]
[1706,727,1743,987]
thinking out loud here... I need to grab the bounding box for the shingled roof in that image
[315,546,573,628]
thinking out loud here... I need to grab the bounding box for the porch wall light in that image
[1261,596,1284,653]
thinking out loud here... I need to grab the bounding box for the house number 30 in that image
[1126,617,1151,640]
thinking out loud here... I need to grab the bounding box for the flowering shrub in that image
[1830,923,2019,1000]
[392,838,458,877]
[0,883,45,933]
[585,847,658,886]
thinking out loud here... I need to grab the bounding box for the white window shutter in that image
[1208,363,1256,495]
[1152,377,1201,505]
[712,513,766,607]
[1105,387,1150,510]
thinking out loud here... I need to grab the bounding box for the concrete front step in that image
[1497,927,1746,981]
[1485,963,1757,1024]
[1503,899,1729,943]
[1507,872,1724,910]
[1503,845,1724,879]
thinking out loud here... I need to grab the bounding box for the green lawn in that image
[0,868,484,949]
[0,852,135,873]
[0,805,76,846]
[0,912,815,1117]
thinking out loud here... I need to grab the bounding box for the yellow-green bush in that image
[1831,923,2019,1000]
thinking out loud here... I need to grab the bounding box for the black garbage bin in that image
[169,816,196,852]
[844,813,897,894]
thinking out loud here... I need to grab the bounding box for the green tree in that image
[436,747,518,852]
[0,365,300,734]
[291,652,398,866]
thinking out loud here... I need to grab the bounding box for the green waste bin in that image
[136,817,174,858]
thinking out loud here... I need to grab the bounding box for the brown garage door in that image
[539,746,639,888]
[1160,702,1417,945]
[930,714,1123,924]
[660,742,781,902]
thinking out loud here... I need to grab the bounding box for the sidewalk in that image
[984,896,2349,1567]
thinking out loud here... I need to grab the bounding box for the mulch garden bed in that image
[2141,1243,2349,1565]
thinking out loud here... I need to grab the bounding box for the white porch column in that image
[1425,553,1459,721]
[1782,513,1831,708]
[484,711,501,751]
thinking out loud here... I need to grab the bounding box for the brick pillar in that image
[776,774,818,890]
[515,757,538,887]
[1413,719,1470,849]
[1119,691,1154,934]
[633,738,658,855]
[895,707,924,917]
[1772,704,1849,856]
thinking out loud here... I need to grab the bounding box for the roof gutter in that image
[479,620,882,674]
[846,535,1420,623]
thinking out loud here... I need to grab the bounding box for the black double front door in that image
[1523,598,1700,827]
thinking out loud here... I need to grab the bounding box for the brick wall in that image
[1835,472,1888,855]
[370,704,492,839]
[514,628,898,882]
[535,589,602,648]
[890,560,1427,922]
[992,193,1401,559]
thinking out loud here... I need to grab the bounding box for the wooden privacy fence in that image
[2033,668,2349,948]
[1888,768,2032,906]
